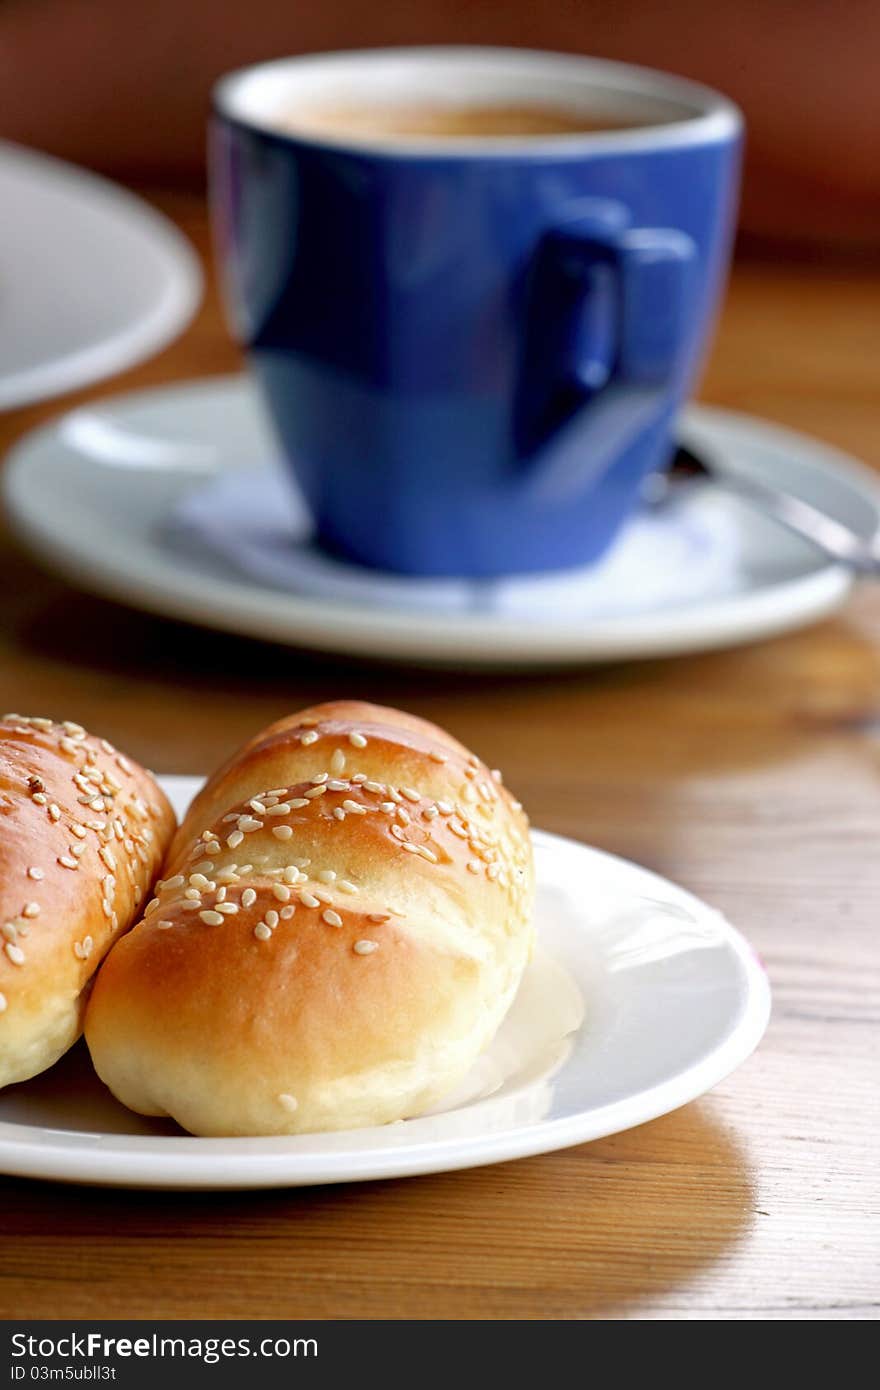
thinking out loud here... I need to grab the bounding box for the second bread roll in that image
[85,701,534,1136]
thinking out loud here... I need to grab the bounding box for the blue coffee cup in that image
[211,48,741,577]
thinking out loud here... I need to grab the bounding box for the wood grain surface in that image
[0,194,877,1320]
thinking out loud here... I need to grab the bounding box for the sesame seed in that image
[237,816,263,833]
[400,842,419,854]
[322,909,342,927]
[280,905,296,920]
[342,799,366,815]
[424,806,439,820]
[181,901,201,911]
[144,898,159,916]
[249,799,268,814]
[467,860,481,874]
[199,910,224,926]
[352,773,368,784]
[189,873,210,889]
[464,765,477,780]
[60,736,80,755]
[327,779,349,792]
[272,884,291,902]
[311,773,329,785]
[254,923,272,941]
[317,869,336,883]
[292,857,311,868]
[5,943,25,966]
[511,800,523,812]
[349,731,367,748]
[58,856,79,870]
[338,880,358,894]
[81,936,94,958]
[102,875,116,896]
[299,891,320,909]
[204,840,221,856]
[101,898,113,917]
[216,885,227,903]
[27,867,44,881]
[163,874,184,890]
[333,807,346,821]
[304,785,326,799]
[380,801,396,813]
[353,939,378,955]
[282,867,301,885]
[364,781,385,794]
[449,820,469,839]
[487,864,501,881]
[391,825,407,841]
[240,888,256,908]
[330,749,346,775]
[396,807,410,824]
[0,993,7,1012]
[222,812,239,823]
[239,863,254,874]
[288,799,309,811]
[300,730,319,745]
[184,888,201,901]
[227,830,244,849]
[368,913,391,924]
[429,752,448,764]
[265,803,291,816]
[63,721,86,737]
[216,902,238,915]
[157,920,173,930]
[266,787,290,797]
[2,923,18,941]
[48,803,61,822]
[436,800,453,815]
[278,1093,298,1112]
[32,793,48,805]
[388,788,403,804]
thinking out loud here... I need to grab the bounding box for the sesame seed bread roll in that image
[0,715,176,1089]
[85,701,534,1137]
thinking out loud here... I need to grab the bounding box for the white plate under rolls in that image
[0,776,770,1189]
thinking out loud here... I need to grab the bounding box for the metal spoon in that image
[648,443,880,576]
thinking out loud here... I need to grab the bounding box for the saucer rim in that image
[4,376,870,666]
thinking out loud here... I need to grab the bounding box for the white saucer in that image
[0,142,201,410]
[4,373,876,666]
[0,775,769,1190]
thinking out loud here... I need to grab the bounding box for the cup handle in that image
[515,202,697,494]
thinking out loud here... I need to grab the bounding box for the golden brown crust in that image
[85,701,534,1136]
[0,714,176,1088]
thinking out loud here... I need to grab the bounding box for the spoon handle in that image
[673,446,880,577]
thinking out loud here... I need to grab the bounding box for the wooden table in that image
[1,194,878,1321]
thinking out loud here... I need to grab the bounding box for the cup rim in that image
[212,46,742,158]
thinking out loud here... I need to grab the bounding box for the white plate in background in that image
[0,775,769,1190]
[4,374,876,665]
[0,141,201,410]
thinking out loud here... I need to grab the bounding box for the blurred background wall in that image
[1,0,878,254]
